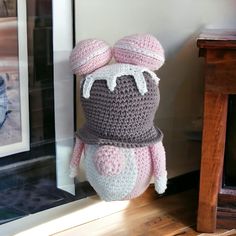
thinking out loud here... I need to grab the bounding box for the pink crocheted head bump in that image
[113,34,165,71]
[70,39,112,76]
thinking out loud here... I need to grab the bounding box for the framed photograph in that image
[0,0,29,157]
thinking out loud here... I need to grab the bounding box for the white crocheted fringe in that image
[82,63,160,98]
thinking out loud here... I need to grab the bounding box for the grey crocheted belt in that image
[76,125,163,148]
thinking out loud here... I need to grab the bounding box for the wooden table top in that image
[197,29,236,49]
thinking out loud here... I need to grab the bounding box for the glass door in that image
[0,0,92,225]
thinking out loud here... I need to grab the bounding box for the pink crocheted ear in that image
[70,39,112,76]
[113,34,165,71]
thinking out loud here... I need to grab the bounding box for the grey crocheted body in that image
[77,72,163,148]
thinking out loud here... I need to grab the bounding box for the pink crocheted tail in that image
[93,145,125,176]
[70,137,84,178]
[149,142,167,194]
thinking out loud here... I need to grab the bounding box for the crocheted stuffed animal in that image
[69,34,167,201]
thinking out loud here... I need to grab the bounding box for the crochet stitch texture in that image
[69,33,167,201]
[84,144,138,201]
[82,63,160,99]
[70,140,167,201]
[77,70,163,148]
[70,39,112,75]
[113,34,165,71]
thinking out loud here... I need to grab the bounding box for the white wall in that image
[74,0,236,178]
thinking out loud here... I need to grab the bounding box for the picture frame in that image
[0,0,29,157]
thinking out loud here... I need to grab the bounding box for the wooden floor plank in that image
[52,188,235,236]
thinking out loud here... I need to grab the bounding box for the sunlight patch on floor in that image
[15,197,130,236]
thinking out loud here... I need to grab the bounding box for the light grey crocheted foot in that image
[154,171,167,194]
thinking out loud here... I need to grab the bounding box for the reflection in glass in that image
[0,0,77,225]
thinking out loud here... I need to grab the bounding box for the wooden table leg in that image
[197,91,228,233]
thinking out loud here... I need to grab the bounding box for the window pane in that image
[0,0,94,225]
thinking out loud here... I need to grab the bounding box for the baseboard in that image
[164,170,200,195]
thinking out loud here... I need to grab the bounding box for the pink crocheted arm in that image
[69,137,84,178]
[149,142,167,194]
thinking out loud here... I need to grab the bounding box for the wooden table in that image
[197,29,236,232]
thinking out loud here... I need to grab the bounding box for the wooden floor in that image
[53,187,236,236]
